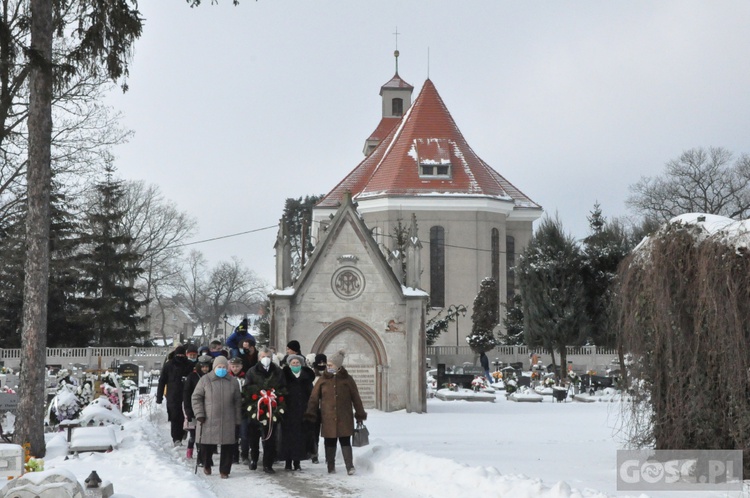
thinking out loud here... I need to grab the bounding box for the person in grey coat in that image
[191,355,242,478]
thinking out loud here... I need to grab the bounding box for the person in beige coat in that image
[305,349,367,475]
[191,355,241,478]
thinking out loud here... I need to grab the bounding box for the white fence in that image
[426,345,619,373]
[0,347,172,371]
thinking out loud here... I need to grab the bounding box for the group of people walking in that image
[156,330,367,479]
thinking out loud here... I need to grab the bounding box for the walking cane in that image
[194,421,203,474]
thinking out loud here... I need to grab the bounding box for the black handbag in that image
[352,422,369,447]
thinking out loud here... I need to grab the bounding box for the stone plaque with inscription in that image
[117,363,141,384]
[346,365,376,409]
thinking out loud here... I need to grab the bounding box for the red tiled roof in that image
[380,73,414,94]
[318,79,540,210]
[367,117,401,142]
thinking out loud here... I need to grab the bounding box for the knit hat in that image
[286,340,301,354]
[314,353,327,368]
[186,344,199,354]
[213,356,228,369]
[286,354,306,366]
[328,350,345,369]
[173,345,187,356]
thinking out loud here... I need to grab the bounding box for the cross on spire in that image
[393,27,401,74]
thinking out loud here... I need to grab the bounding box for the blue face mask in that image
[215,368,227,378]
[327,367,337,375]
[239,349,245,354]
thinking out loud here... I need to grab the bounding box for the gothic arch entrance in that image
[311,318,387,410]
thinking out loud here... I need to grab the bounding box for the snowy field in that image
[12,390,750,498]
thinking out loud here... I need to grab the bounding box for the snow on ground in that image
[18,392,750,498]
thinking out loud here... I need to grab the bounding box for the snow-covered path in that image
[31,392,749,497]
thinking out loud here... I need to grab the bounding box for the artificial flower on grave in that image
[567,370,581,386]
[543,376,556,387]
[441,382,457,392]
[491,371,503,381]
[0,385,15,394]
[99,371,123,409]
[471,375,490,392]
[243,385,287,430]
[46,383,82,426]
[504,378,518,394]
[531,371,540,380]
[0,366,13,374]
[22,443,44,473]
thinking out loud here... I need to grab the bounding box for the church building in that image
[269,55,542,413]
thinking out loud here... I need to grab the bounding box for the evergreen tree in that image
[499,294,524,345]
[76,166,147,346]
[281,195,323,281]
[467,277,499,353]
[581,202,630,347]
[518,217,586,377]
[0,183,88,347]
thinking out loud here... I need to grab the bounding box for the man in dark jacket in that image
[157,345,195,445]
[243,346,286,474]
[226,318,255,358]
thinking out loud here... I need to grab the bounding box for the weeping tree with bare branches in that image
[616,219,750,474]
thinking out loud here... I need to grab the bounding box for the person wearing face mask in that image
[305,349,367,476]
[156,345,195,446]
[243,346,286,473]
[191,355,242,479]
[280,354,315,471]
[306,353,327,464]
[183,354,213,461]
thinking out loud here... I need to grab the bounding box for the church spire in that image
[393,26,400,74]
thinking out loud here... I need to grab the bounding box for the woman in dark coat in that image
[305,349,367,475]
[280,355,315,471]
[156,345,194,445]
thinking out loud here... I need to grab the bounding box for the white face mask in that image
[260,356,271,368]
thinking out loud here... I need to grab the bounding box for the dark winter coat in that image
[237,348,258,373]
[182,368,206,422]
[226,328,254,351]
[156,355,193,407]
[280,365,315,461]
[480,353,490,371]
[306,367,366,438]
[191,371,242,445]
[243,362,286,426]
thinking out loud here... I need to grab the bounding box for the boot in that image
[285,460,292,471]
[342,445,355,475]
[186,448,193,459]
[325,446,337,474]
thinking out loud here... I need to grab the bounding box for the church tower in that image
[313,61,543,348]
[363,51,414,156]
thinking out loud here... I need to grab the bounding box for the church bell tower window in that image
[392,98,404,117]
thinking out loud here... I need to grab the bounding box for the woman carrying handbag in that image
[305,350,367,475]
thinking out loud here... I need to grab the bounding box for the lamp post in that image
[223,314,228,345]
[447,304,467,352]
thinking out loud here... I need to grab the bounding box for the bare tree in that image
[627,147,750,222]
[205,257,267,339]
[176,252,268,345]
[118,180,197,331]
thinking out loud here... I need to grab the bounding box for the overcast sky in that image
[106,1,750,287]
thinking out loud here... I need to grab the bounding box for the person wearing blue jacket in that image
[226,318,254,358]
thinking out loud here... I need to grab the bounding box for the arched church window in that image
[430,226,445,308]
[491,228,500,285]
[506,235,515,302]
[392,98,404,116]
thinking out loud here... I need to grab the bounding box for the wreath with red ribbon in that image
[243,385,287,437]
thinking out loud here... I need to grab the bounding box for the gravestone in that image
[0,393,19,414]
[117,363,140,384]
